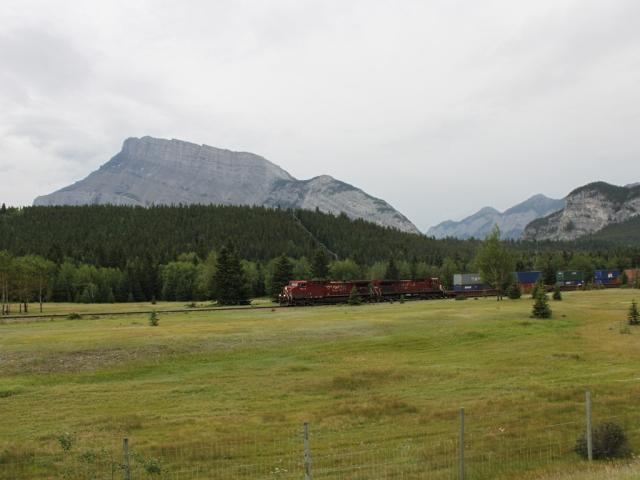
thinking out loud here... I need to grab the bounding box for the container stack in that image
[515,271,542,293]
[594,269,620,287]
[453,273,489,292]
[556,271,584,287]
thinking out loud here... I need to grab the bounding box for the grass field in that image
[2,290,640,479]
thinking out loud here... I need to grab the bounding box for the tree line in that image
[1,205,639,312]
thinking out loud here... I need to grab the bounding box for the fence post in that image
[304,422,312,480]
[459,408,465,480]
[123,437,131,480]
[585,391,593,462]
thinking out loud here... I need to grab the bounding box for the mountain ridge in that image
[523,181,640,241]
[427,194,565,239]
[34,136,420,234]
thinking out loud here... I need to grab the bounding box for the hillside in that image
[427,194,564,240]
[34,136,420,234]
[523,182,640,241]
[0,205,475,268]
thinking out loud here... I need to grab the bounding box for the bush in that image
[66,313,82,320]
[347,287,362,306]
[552,286,562,301]
[575,422,631,460]
[148,311,159,326]
[507,283,521,299]
[629,300,639,326]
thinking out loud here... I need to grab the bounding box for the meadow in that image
[1,290,640,479]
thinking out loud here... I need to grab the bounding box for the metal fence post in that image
[304,422,312,480]
[585,391,593,462]
[123,437,131,480]
[459,408,465,480]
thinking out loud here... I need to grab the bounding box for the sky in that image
[1,0,639,231]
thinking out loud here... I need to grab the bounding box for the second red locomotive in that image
[279,278,445,306]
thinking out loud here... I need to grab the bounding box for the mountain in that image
[523,182,640,241]
[427,194,565,240]
[34,136,420,234]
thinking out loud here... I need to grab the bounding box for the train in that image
[279,278,446,306]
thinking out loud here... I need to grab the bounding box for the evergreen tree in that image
[385,258,400,280]
[628,300,639,326]
[532,288,552,319]
[507,281,522,299]
[270,254,294,300]
[311,249,330,280]
[0,203,6,214]
[213,245,249,305]
[552,285,563,301]
[348,286,362,305]
[531,278,545,299]
[149,310,159,326]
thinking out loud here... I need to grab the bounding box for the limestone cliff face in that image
[523,182,640,241]
[34,136,420,234]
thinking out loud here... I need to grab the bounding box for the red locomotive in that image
[279,278,445,306]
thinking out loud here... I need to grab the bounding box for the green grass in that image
[2,290,640,479]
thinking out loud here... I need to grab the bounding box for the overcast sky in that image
[1,0,639,231]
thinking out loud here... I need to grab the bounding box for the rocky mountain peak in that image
[523,182,640,241]
[34,136,420,234]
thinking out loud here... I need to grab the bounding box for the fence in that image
[2,391,638,479]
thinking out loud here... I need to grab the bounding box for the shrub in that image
[57,433,74,452]
[575,422,631,460]
[629,300,639,326]
[532,289,552,319]
[148,311,159,326]
[552,286,562,301]
[66,313,82,320]
[347,287,362,306]
[507,282,521,299]
[399,294,405,304]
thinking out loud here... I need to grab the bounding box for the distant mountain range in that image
[34,136,420,234]
[523,182,640,241]
[427,194,565,240]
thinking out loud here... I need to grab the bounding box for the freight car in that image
[279,278,445,306]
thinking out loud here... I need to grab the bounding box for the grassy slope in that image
[2,290,640,478]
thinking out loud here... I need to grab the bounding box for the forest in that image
[0,204,639,310]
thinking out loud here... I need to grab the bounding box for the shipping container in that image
[453,273,483,286]
[453,284,489,292]
[515,271,542,284]
[624,269,639,285]
[594,269,620,286]
[556,271,584,286]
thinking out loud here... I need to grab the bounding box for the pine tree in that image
[532,288,552,319]
[270,254,294,301]
[507,282,521,299]
[552,285,562,301]
[348,286,362,305]
[213,244,248,305]
[531,278,545,299]
[149,310,159,326]
[311,249,330,280]
[385,258,400,280]
[628,300,639,326]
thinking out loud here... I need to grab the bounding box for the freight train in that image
[279,278,446,306]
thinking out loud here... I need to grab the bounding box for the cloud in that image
[0,0,639,230]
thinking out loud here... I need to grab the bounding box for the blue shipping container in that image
[594,269,620,285]
[515,271,542,284]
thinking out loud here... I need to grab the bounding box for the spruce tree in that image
[385,258,400,280]
[213,244,248,305]
[532,288,552,319]
[270,254,294,301]
[507,281,521,299]
[311,249,330,280]
[628,300,639,326]
[552,285,562,301]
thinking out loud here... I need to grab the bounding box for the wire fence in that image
[2,392,639,479]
